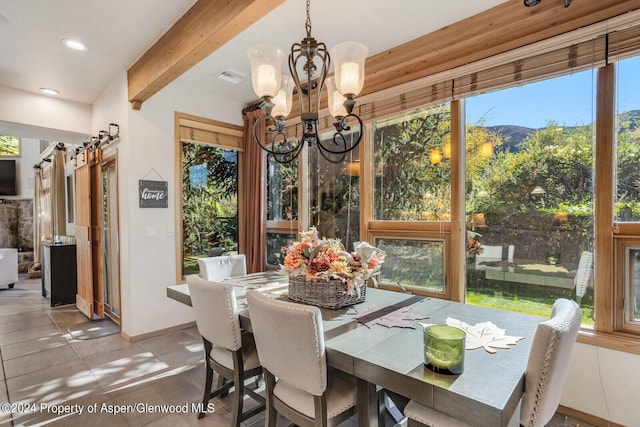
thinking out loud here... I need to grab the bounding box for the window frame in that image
[369,226,452,299]
[174,112,244,283]
[614,236,640,335]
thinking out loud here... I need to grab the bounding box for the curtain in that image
[50,147,67,239]
[240,107,267,273]
[33,167,43,262]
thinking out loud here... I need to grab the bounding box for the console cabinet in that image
[42,242,77,307]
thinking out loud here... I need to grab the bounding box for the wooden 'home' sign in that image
[139,180,168,208]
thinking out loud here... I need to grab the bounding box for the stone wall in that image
[0,200,34,272]
[0,204,18,247]
[0,203,18,248]
[17,199,33,249]
[0,200,33,250]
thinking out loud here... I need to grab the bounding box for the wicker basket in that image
[288,276,366,309]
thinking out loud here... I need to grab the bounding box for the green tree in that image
[182,143,238,257]
[374,105,452,220]
[0,134,20,156]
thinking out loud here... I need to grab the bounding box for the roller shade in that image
[609,24,640,61]
[358,81,453,123]
[454,36,607,98]
[178,117,243,151]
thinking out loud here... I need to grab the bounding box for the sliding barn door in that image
[75,149,105,319]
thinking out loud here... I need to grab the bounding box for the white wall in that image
[92,73,244,338]
[561,343,640,426]
[0,85,91,137]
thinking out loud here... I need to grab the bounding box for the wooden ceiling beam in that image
[127,0,285,110]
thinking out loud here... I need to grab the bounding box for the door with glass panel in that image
[101,159,120,322]
[180,142,239,276]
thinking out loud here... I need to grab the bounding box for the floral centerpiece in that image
[280,227,386,308]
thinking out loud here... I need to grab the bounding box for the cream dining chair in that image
[403,298,581,427]
[246,290,358,427]
[186,275,265,426]
[197,254,247,281]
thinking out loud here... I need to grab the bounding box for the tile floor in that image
[0,275,594,427]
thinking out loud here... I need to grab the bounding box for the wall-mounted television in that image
[0,159,17,196]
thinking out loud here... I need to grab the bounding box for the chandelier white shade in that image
[270,75,294,119]
[330,42,368,97]
[247,45,285,98]
[326,77,348,118]
[246,0,367,164]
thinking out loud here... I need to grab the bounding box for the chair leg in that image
[198,363,213,419]
[264,370,278,427]
[217,375,230,398]
[198,339,214,419]
[231,366,245,427]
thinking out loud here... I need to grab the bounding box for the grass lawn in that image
[466,290,594,325]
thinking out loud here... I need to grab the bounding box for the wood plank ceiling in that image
[128,0,640,111]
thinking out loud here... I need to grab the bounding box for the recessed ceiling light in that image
[62,39,87,51]
[40,88,59,95]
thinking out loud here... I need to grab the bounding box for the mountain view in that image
[485,109,640,152]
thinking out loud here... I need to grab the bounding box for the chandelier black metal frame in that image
[247,0,368,164]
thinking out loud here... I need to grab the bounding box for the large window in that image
[371,105,451,293]
[266,156,298,266]
[615,55,640,222]
[373,105,451,221]
[465,70,595,323]
[309,133,360,250]
[614,55,640,334]
[259,22,640,347]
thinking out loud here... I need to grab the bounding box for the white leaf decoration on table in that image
[445,317,524,354]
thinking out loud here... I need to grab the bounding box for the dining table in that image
[167,272,544,427]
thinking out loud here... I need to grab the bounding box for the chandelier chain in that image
[305,0,312,37]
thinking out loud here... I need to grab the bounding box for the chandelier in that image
[247,0,368,164]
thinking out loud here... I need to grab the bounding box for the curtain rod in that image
[33,142,65,169]
[242,102,263,115]
[71,123,120,160]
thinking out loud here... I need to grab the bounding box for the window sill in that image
[577,329,640,355]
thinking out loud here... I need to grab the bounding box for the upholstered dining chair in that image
[403,298,581,427]
[186,274,265,426]
[246,290,358,427]
[574,251,593,305]
[197,254,247,281]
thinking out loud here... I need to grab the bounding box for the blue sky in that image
[466,56,640,129]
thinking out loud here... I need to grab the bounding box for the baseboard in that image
[557,405,626,427]
[120,321,197,342]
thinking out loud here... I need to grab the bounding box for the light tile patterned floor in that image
[0,275,593,426]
